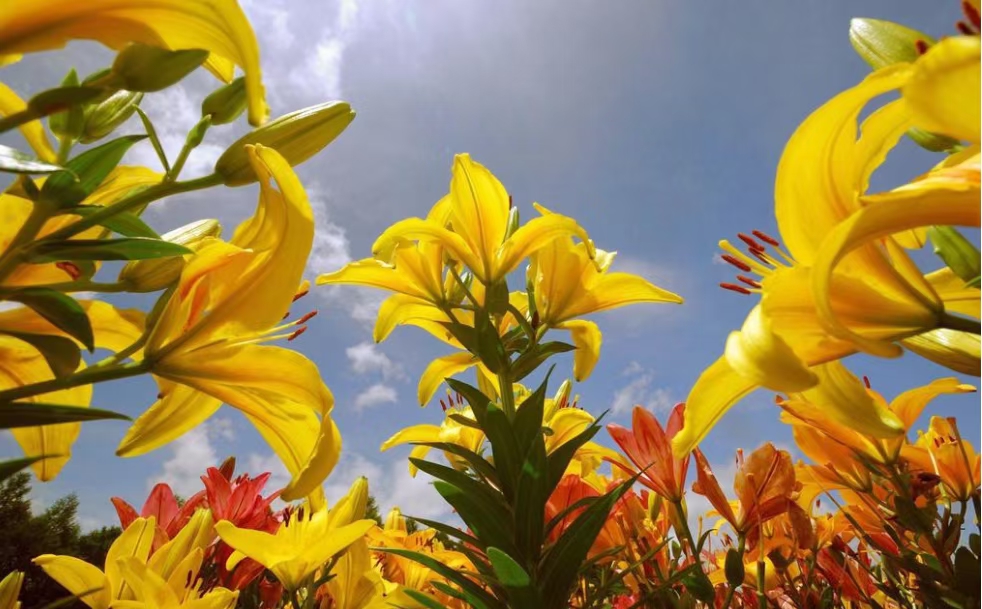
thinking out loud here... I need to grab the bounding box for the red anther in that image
[752,230,780,247]
[720,282,752,295]
[297,310,319,324]
[965,0,982,27]
[508,194,513,209]
[934,437,944,447]
[915,39,930,55]
[292,288,309,302]
[440,399,447,411]
[750,249,771,264]
[815,499,821,509]
[956,21,975,35]
[862,376,871,389]
[737,232,765,251]
[721,254,752,272]
[736,275,761,289]
[286,326,307,341]
[56,261,82,280]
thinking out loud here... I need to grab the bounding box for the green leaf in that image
[445,378,493,427]
[404,516,483,549]
[954,545,981,598]
[28,86,104,116]
[487,547,531,587]
[410,459,512,535]
[512,369,552,456]
[0,145,65,175]
[680,567,716,604]
[40,135,147,207]
[412,441,499,486]
[2,331,81,378]
[447,413,483,430]
[0,456,47,482]
[511,343,575,382]
[376,547,496,609]
[514,436,549,559]
[724,548,745,588]
[29,237,191,262]
[0,403,130,429]
[431,480,517,556]
[4,288,94,351]
[401,589,447,609]
[929,226,981,288]
[483,401,522,500]
[59,206,159,238]
[474,309,507,373]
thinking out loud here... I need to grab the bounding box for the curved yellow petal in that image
[0,1,268,125]
[115,379,222,457]
[214,521,285,573]
[105,517,155,603]
[417,352,478,405]
[800,361,904,439]
[813,184,980,356]
[903,36,980,144]
[374,294,449,343]
[115,557,176,605]
[672,356,758,458]
[890,377,976,430]
[0,82,56,162]
[31,555,108,609]
[449,153,510,281]
[560,272,683,321]
[371,218,483,281]
[724,306,819,393]
[557,320,602,382]
[280,415,341,502]
[380,424,441,452]
[902,329,981,376]
[147,510,214,581]
[496,214,598,283]
[545,407,594,450]
[775,64,912,263]
[316,258,425,300]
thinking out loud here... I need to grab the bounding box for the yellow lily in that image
[528,208,682,380]
[0,572,23,609]
[0,0,268,125]
[0,82,56,162]
[381,402,486,477]
[116,145,339,502]
[34,517,157,609]
[0,301,144,480]
[371,154,596,285]
[902,416,980,501]
[114,557,238,609]
[215,500,375,591]
[674,55,979,457]
[318,539,386,609]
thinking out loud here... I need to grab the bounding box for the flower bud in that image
[201,77,248,125]
[48,69,85,139]
[928,226,980,287]
[214,101,355,186]
[327,476,370,528]
[109,44,209,92]
[849,18,933,69]
[80,90,143,143]
[384,507,407,533]
[118,219,221,291]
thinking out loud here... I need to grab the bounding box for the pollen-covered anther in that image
[721,254,752,272]
[720,282,752,295]
[956,22,974,35]
[965,0,982,28]
[292,288,310,302]
[737,232,766,251]
[56,261,82,280]
[862,375,871,389]
[736,275,761,289]
[751,230,780,247]
[286,326,307,341]
[297,310,318,324]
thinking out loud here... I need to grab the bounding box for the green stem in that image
[498,367,516,419]
[0,200,55,285]
[43,173,222,242]
[0,360,150,403]
[940,312,981,335]
[756,547,766,609]
[2,280,129,294]
[56,137,73,165]
[720,535,746,609]
[0,109,36,135]
[671,499,698,556]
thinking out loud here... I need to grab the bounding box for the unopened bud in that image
[81,90,143,143]
[504,205,520,240]
[118,219,221,291]
[384,507,407,533]
[214,101,355,186]
[849,18,933,69]
[186,116,212,149]
[48,69,85,139]
[928,226,980,288]
[447,268,473,305]
[109,44,208,92]
[201,77,247,125]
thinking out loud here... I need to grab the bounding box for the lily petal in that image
[417,352,478,405]
[374,294,450,343]
[903,36,981,144]
[800,361,904,439]
[449,154,510,281]
[0,82,56,161]
[380,424,441,452]
[557,320,602,382]
[32,555,108,609]
[115,379,222,457]
[890,377,976,430]
[725,306,819,393]
[673,356,758,458]
[902,329,981,376]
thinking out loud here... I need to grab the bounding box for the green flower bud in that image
[201,77,247,125]
[118,219,221,292]
[214,101,355,186]
[849,18,933,69]
[447,269,473,305]
[504,205,520,240]
[109,44,209,92]
[80,90,143,143]
[929,226,981,288]
[48,69,85,140]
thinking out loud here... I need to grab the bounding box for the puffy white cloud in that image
[354,383,399,410]
[346,342,406,380]
[610,363,675,416]
[147,418,235,497]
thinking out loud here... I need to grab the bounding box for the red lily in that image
[111,482,206,551]
[607,404,690,502]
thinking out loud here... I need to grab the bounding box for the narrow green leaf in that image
[487,547,541,608]
[512,369,552,456]
[134,106,170,173]
[410,459,511,528]
[0,145,65,175]
[511,343,575,382]
[447,413,483,430]
[412,441,499,486]
[929,226,981,288]
[680,567,716,604]
[4,288,94,351]
[401,589,447,609]
[28,86,103,115]
[40,135,147,207]
[0,403,130,428]
[404,516,483,549]
[376,547,496,609]
[483,401,521,500]
[514,436,549,559]
[59,206,159,238]
[431,480,517,556]
[0,456,47,482]
[474,309,507,373]
[29,237,191,262]
[445,378,493,426]
[2,331,81,378]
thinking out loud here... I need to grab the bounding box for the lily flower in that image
[317,539,386,609]
[0,0,268,125]
[691,443,799,536]
[381,398,486,477]
[607,403,690,502]
[111,482,207,551]
[115,556,238,609]
[527,207,682,380]
[370,154,596,286]
[902,416,980,501]
[0,572,23,609]
[115,145,338,503]
[674,54,980,457]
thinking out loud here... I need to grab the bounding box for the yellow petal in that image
[902,329,981,376]
[115,379,222,457]
[775,64,912,263]
[556,320,602,382]
[105,517,156,602]
[380,424,441,452]
[293,519,376,586]
[214,521,286,575]
[374,294,449,343]
[800,361,904,439]
[449,154,510,281]
[371,217,484,281]
[0,572,23,609]
[496,213,598,283]
[0,1,269,125]
[560,272,683,321]
[148,509,214,580]
[31,555,108,609]
[813,184,979,356]
[417,352,479,405]
[0,300,145,353]
[316,258,430,301]
[115,557,177,605]
[545,407,595,450]
[280,414,341,502]
[672,356,758,458]
[0,82,56,162]
[724,306,819,393]
[903,36,981,143]
[889,377,976,430]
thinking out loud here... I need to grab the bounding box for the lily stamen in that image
[737,275,761,288]
[720,282,752,295]
[286,326,307,341]
[721,254,752,272]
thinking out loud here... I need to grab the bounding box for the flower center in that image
[717,230,795,295]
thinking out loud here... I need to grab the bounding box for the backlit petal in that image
[890,377,976,430]
[0,82,55,161]
[116,379,222,457]
[556,320,602,382]
[801,361,904,439]
[449,154,510,280]
[902,329,981,376]
[725,306,819,393]
[31,555,108,609]
[903,36,981,143]
[673,356,758,458]
[380,424,441,452]
[417,352,478,405]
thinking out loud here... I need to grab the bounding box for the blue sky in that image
[1,1,978,529]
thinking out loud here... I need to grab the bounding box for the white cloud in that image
[610,363,675,416]
[148,418,235,497]
[354,383,399,410]
[346,342,406,380]
[288,0,360,100]
[306,184,352,276]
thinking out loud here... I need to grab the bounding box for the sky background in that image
[0,1,978,530]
